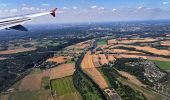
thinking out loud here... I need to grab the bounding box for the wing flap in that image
[9,25,28,31]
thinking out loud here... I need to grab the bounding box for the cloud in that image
[41,3,49,6]
[137,6,143,9]
[91,5,97,9]
[63,7,69,10]
[162,2,170,5]
[58,10,64,14]
[72,6,77,10]
[10,9,18,13]
[112,9,117,12]
[21,7,35,11]
[98,7,105,10]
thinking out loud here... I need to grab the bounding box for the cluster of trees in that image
[73,49,107,100]
[99,67,146,100]
[73,71,105,100]
[0,50,50,92]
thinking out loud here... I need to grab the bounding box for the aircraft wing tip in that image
[50,8,58,17]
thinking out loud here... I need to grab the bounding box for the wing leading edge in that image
[0,8,57,31]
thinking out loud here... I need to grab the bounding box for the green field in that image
[97,39,107,45]
[51,76,82,100]
[9,91,39,100]
[152,60,170,70]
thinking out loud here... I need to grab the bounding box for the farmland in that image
[47,56,68,64]
[7,73,52,100]
[0,48,36,55]
[51,76,82,100]
[19,73,43,91]
[0,21,170,100]
[152,60,170,71]
[81,52,108,89]
[50,63,75,80]
[97,39,107,45]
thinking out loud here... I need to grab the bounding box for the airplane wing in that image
[0,8,57,31]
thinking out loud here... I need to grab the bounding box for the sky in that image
[0,0,170,24]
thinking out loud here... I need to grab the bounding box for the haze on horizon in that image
[0,0,170,24]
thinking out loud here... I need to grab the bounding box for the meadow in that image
[51,76,82,100]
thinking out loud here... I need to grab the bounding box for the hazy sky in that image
[0,0,170,24]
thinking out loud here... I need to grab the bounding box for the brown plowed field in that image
[50,63,75,80]
[19,73,43,91]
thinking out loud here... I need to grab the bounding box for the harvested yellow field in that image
[84,68,108,89]
[114,54,147,59]
[81,52,95,68]
[0,48,36,55]
[19,74,43,91]
[107,39,117,45]
[76,44,90,49]
[160,40,170,46]
[107,55,116,62]
[47,56,67,63]
[127,45,170,56]
[107,38,156,45]
[50,63,75,80]
[112,49,144,55]
[66,40,91,49]
[92,54,101,67]
[99,54,109,65]
[114,45,170,56]
[118,38,156,44]
[81,52,108,89]
[112,49,128,53]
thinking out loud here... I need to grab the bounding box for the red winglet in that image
[50,8,57,17]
